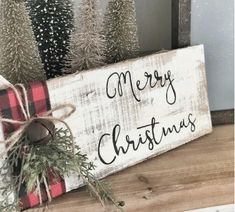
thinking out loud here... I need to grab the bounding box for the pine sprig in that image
[0,128,123,211]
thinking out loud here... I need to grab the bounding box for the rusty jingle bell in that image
[26,119,55,146]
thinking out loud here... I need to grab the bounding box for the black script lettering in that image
[106,71,140,102]
[165,71,176,105]
[106,70,177,105]
[98,113,197,165]
[98,133,116,165]
[188,113,196,132]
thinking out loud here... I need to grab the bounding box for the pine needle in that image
[0,128,123,211]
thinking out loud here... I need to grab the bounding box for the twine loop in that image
[0,84,76,205]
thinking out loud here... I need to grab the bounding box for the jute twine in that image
[0,84,76,205]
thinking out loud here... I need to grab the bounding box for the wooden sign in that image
[48,45,212,191]
[0,45,212,193]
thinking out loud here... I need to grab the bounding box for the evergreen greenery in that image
[0,0,46,86]
[0,128,122,211]
[104,0,140,63]
[27,0,74,79]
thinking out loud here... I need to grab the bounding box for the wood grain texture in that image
[172,0,191,48]
[46,45,212,192]
[211,110,234,125]
[27,124,234,212]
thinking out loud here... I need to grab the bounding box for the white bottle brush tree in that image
[0,0,46,85]
[66,0,106,73]
[104,0,140,64]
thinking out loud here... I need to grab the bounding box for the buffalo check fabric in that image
[0,82,66,210]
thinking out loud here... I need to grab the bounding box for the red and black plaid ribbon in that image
[0,82,66,210]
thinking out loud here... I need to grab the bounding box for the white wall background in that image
[191,0,234,111]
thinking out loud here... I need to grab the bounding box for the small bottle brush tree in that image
[0,0,46,85]
[104,0,140,64]
[27,0,73,79]
[66,0,106,73]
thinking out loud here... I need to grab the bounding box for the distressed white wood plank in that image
[46,45,212,191]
